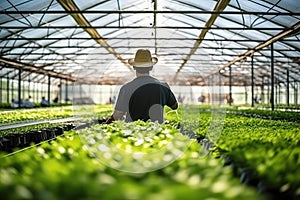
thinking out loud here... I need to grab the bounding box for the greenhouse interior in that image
[0,0,300,199]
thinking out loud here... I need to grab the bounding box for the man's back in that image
[115,76,177,123]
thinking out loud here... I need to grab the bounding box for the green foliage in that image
[0,104,113,126]
[195,112,300,198]
[167,105,300,198]
[0,123,63,137]
[0,107,74,125]
[227,106,300,122]
[1,104,300,199]
[0,102,11,109]
[0,120,263,200]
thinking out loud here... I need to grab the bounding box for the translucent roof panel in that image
[0,0,299,86]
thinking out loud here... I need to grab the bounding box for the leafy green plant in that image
[0,105,113,125]
[193,112,300,199]
[1,104,299,199]
[0,107,73,125]
[0,120,264,200]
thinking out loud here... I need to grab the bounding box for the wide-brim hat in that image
[128,49,158,68]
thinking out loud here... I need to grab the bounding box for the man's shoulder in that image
[122,76,170,90]
[137,76,168,85]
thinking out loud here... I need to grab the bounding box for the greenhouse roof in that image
[0,0,299,86]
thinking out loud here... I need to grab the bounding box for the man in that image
[40,96,50,107]
[106,49,178,124]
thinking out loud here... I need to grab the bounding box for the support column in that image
[278,83,281,105]
[210,75,214,104]
[286,68,289,107]
[11,77,14,102]
[29,75,33,102]
[0,77,2,103]
[229,65,232,106]
[294,83,298,105]
[270,43,275,111]
[261,76,264,104]
[251,55,254,107]
[28,75,32,102]
[18,69,21,108]
[65,79,68,103]
[244,84,248,105]
[48,75,51,105]
[41,82,44,102]
[35,82,38,103]
[219,74,222,105]
[60,79,62,104]
[22,76,25,99]
[275,82,278,105]
[7,75,9,103]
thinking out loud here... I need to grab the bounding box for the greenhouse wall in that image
[2,81,299,107]
[0,79,59,105]
[58,84,300,106]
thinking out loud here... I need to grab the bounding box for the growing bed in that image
[0,104,299,200]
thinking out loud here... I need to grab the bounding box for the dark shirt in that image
[115,76,177,123]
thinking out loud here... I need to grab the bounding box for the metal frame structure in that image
[0,0,300,108]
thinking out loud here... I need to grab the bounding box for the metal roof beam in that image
[1,10,299,15]
[0,57,76,81]
[0,45,261,50]
[56,0,133,72]
[2,37,299,42]
[212,21,300,75]
[3,52,298,59]
[0,30,84,71]
[173,0,230,81]
[0,26,286,30]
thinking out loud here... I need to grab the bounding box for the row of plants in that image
[0,107,74,125]
[0,126,66,152]
[0,123,67,138]
[0,104,113,125]
[0,120,264,200]
[0,105,113,152]
[1,104,298,199]
[0,106,74,152]
[210,115,300,199]
[257,103,300,111]
[195,104,300,123]
[164,104,300,199]
[0,102,74,111]
[175,106,300,200]
[0,121,80,152]
[0,102,11,109]
[226,106,300,123]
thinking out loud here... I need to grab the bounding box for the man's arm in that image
[105,109,125,124]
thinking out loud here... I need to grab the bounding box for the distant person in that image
[11,98,19,108]
[225,94,233,105]
[53,96,58,103]
[40,97,50,107]
[254,95,260,104]
[109,96,116,104]
[198,94,205,103]
[28,95,33,102]
[23,98,34,108]
[106,49,178,124]
[65,97,71,102]
[178,95,185,103]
